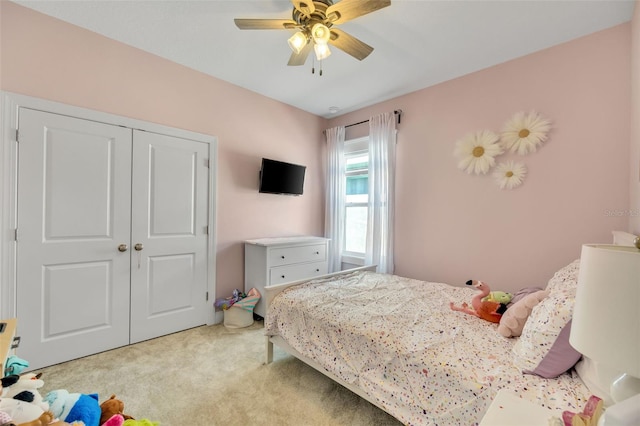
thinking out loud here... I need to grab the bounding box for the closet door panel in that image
[16,108,132,370]
[130,130,209,343]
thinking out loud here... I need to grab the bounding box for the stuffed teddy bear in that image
[99,395,133,425]
[450,280,510,323]
[497,289,548,337]
[43,390,100,426]
[1,374,48,412]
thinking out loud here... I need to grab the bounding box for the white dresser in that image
[244,236,330,318]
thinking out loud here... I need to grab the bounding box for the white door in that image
[129,130,209,343]
[16,110,211,370]
[16,108,132,369]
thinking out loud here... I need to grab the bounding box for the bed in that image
[263,263,593,425]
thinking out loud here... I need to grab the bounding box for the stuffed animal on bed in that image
[449,280,510,323]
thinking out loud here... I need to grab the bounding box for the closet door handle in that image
[118,244,128,252]
[134,243,144,251]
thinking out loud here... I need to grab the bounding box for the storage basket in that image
[223,305,254,328]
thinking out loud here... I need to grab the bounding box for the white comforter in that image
[265,271,590,425]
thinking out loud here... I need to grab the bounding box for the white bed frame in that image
[263,265,387,413]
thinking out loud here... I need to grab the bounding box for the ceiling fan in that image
[234,0,391,66]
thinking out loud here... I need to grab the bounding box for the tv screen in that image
[259,158,306,196]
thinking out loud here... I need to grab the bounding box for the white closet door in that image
[16,108,132,370]
[129,130,209,343]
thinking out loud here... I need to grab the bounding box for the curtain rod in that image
[345,109,403,128]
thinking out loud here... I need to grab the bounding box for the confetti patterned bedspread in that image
[264,271,591,426]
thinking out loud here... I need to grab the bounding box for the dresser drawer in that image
[268,243,327,267]
[269,261,328,285]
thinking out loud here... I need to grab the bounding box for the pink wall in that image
[1,2,634,298]
[330,24,632,292]
[631,1,640,235]
[0,2,327,300]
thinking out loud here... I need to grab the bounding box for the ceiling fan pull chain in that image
[311,56,315,74]
[319,60,323,76]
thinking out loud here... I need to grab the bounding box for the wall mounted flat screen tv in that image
[259,158,306,196]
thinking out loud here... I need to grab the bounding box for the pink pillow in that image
[498,290,548,337]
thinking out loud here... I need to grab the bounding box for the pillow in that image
[526,319,582,378]
[544,259,580,294]
[611,230,639,247]
[497,289,548,337]
[507,286,544,307]
[512,261,582,378]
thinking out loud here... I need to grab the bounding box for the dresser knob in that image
[281,255,285,259]
[281,275,285,279]
[315,251,319,254]
[316,269,320,272]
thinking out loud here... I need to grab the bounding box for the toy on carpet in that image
[449,280,511,323]
[99,395,133,425]
[122,420,158,426]
[44,390,100,426]
[1,374,49,411]
[0,398,45,425]
[4,355,29,376]
[101,414,124,426]
[15,411,84,426]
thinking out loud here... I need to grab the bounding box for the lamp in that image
[288,31,308,54]
[569,243,640,405]
[311,23,330,44]
[311,23,331,61]
[313,42,331,60]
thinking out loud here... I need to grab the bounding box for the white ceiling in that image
[15,0,635,118]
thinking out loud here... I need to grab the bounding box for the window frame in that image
[342,136,369,265]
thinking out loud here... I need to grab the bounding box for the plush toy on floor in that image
[43,390,100,426]
[1,374,49,412]
[101,414,124,426]
[122,420,158,426]
[99,395,133,426]
[450,280,510,323]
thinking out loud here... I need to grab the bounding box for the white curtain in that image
[324,126,346,273]
[366,112,396,274]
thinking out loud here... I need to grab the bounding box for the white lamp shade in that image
[311,23,331,44]
[570,245,640,378]
[288,31,308,54]
[314,43,331,60]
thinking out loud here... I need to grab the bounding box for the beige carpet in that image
[36,322,401,426]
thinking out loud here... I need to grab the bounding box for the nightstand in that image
[480,389,560,426]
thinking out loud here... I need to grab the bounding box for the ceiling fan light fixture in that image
[311,23,331,44]
[288,31,308,54]
[314,42,331,60]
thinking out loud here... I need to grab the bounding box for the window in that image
[343,137,369,258]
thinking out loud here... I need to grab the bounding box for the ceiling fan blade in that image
[325,0,391,25]
[329,28,374,61]
[234,18,298,30]
[291,0,315,19]
[287,42,313,66]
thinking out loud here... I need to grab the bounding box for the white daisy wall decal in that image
[500,111,551,155]
[454,130,504,175]
[493,161,527,189]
